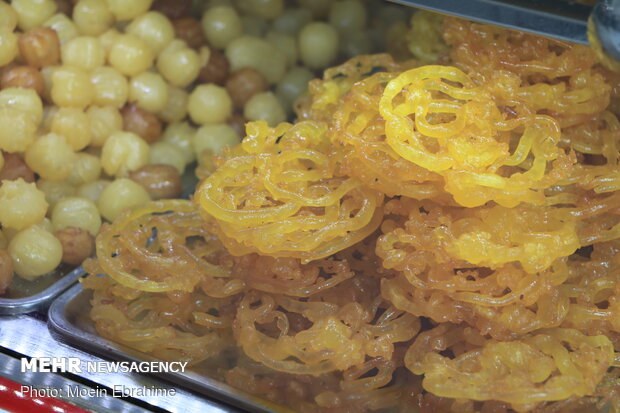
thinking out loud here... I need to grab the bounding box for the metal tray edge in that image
[47,283,293,413]
[0,267,85,315]
[388,0,590,44]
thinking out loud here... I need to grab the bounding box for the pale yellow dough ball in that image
[101,131,150,176]
[66,152,102,185]
[149,142,186,173]
[77,179,110,203]
[158,85,188,123]
[298,22,339,70]
[129,71,169,113]
[36,179,76,211]
[98,178,150,221]
[0,179,48,231]
[9,225,62,280]
[201,6,243,49]
[12,0,57,30]
[125,11,174,55]
[0,30,19,67]
[50,107,92,151]
[105,0,152,21]
[90,66,128,108]
[0,87,43,125]
[193,123,240,156]
[188,84,232,125]
[161,122,196,165]
[43,14,79,45]
[156,40,200,87]
[52,197,101,236]
[25,133,76,181]
[244,91,285,126]
[51,66,94,108]
[87,105,123,146]
[108,34,154,77]
[0,108,37,153]
[0,2,18,31]
[61,36,105,71]
[225,35,286,84]
[72,0,114,36]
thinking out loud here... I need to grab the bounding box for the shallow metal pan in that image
[388,0,591,44]
[0,266,84,315]
[47,283,292,413]
[0,164,199,316]
[0,314,240,413]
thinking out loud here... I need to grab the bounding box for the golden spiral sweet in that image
[81,15,620,412]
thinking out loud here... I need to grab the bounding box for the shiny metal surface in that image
[0,313,239,413]
[0,267,84,315]
[0,166,198,317]
[0,352,142,413]
[592,0,620,60]
[48,284,290,413]
[388,0,592,44]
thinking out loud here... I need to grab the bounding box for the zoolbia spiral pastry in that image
[405,325,614,407]
[195,120,383,262]
[331,65,446,201]
[90,199,243,296]
[296,54,415,123]
[379,65,572,207]
[80,15,620,413]
[82,271,235,365]
[444,17,610,128]
[233,288,419,375]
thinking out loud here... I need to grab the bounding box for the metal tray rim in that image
[47,282,292,413]
[0,266,85,315]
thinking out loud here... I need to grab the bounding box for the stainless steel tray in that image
[0,266,84,315]
[48,283,292,413]
[389,0,591,44]
[0,314,240,413]
[0,167,199,316]
[0,350,144,413]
